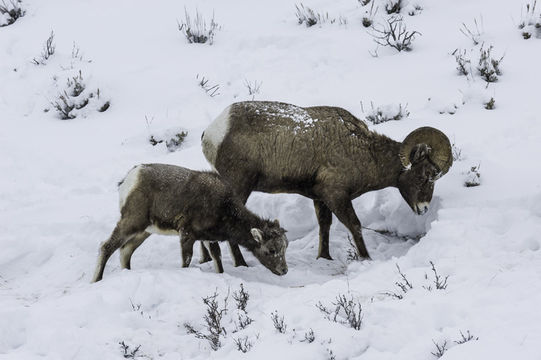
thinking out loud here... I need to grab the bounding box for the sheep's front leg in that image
[180,232,196,268]
[203,241,224,273]
[322,195,371,260]
[314,200,333,260]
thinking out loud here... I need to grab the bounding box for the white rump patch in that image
[118,165,142,210]
[202,106,231,166]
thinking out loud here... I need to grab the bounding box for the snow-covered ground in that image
[1,0,541,359]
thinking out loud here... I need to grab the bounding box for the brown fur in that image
[91,164,288,282]
[202,101,446,261]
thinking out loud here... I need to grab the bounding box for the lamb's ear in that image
[273,219,280,227]
[251,228,264,243]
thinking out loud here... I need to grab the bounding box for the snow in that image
[2,0,541,359]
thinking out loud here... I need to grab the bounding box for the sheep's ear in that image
[273,219,280,227]
[251,228,264,243]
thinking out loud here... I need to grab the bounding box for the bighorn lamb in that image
[91,164,288,282]
[201,101,452,262]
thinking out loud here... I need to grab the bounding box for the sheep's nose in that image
[416,202,429,215]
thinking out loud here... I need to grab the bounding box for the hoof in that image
[317,253,333,261]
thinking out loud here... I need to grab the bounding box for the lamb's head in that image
[250,220,288,275]
[397,127,452,215]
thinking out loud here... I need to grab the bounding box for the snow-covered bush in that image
[371,16,420,52]
[477,44,503,83]
[177,8,219,45]
[295,3,346,27]
[361,1,378,28]
[32,31,56,65]
[453,48,471,76]
[518,0,541,39]
[385,0,404,14]
[361,101,409,124]
[270,310,287,333]
[0,0,24,27]
[148,130,188,152]
[49,70,110,120]
[295,3,328,27]
[484,96,495,110]
[464,164,481,187]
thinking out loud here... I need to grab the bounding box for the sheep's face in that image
[397,144,440,215]
[251,221,288,275]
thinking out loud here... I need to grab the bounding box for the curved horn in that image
[399,127,453,176]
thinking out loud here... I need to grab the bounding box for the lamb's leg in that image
[180,232,196,268]
[226,184,252,267]
[119,232,151,269]
[203,241,224,273]
[92,218,145,283]
[314,200,333,260]
[199,242,212,264]
[322,195,370,260]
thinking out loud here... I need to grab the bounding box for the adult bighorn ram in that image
[91,164,288,282]
[201,101,452,263]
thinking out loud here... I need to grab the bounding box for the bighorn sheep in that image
[91,164,288,282]
[201,101,452,263]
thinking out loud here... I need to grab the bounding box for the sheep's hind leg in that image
[92,219,144,282]
[203,241,224,273]
[314,200,333,260]
[323,196,371,260]
[119,232,150,270]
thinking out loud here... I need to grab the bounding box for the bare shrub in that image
[455,330,479,344]
[184,291,229,351]
[0,0,25,27]
[424,261,449,291]
[431,340,448,358]
[118,341,141,359]
[371,16,420,52]
[346,235,360,262]
[244,79,262,100]
[178,8,219,44]
[32,31,56,65]
[460,17,483,45]
[197,74,220,97]
[234,336,253,353]
[361,101,409,124]
[451,140,463,162]
[316,293,363,330]
[233,283,249,312]
[383,264,413,299]
[302,328,315,343]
